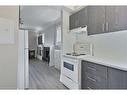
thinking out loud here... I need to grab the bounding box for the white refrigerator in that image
[18,30,29,89]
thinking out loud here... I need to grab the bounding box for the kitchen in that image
[1,1,127,95]
[17,6,127,89]
[0,5,126,90]
[60,6,127,89]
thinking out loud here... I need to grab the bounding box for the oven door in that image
[61,57,79,83]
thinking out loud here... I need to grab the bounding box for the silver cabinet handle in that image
[88,66,97,71]
[75,20,79,26]
[106,22,109,32]
[102,23,105,32]
[87,76,97,82]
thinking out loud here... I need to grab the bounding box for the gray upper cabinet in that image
[69,7,88,30]
[108,67,127,89]
[69,13,75,30]
[87,6,106,35]
[69,11,80,30]
[79,7,88,28]
[70,6,127,34]
[105,6,127,32]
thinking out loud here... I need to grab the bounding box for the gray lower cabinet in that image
[82,60,108,89]
[82,60,127,89]
[108,67,127,89]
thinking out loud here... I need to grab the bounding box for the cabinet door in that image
[106,6,127,32]
[87,6,106,35]
[69,14,75,30]
[69,12,80,30]
[79,7,88,27]
[108,67,127,89]
[81,61,87,89]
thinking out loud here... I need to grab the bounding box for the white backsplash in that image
[88,30,127,61]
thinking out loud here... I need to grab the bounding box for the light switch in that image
[0,18,15,44]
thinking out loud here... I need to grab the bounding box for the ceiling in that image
[64,6,85,13]
[20,6,62,31]
[20,6,84,32]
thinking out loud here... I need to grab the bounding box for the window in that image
[56,26,61,44]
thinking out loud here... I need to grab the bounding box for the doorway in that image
[19,6,67,89]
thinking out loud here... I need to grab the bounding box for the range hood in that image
[70,26,87,33]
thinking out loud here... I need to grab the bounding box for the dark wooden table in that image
[29,50,35,59]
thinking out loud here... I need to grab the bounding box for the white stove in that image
[60,43,93,89]
[60,54,87,89]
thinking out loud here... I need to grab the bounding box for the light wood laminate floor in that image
[29,59,67,89]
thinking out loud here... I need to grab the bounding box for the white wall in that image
[28,31,37,57]
[0,6,19,89]
[88,30,127,61]
[62,10,76,54]
[42,25,56,47]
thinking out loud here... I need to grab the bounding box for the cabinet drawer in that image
[82,72,107,89]
[85,80,99,89]
[83,61,107,78]
[86,72,107,86]
[85,78,107,89]
[85,79,101,89]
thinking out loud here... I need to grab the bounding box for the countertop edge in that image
[81,56,127,71]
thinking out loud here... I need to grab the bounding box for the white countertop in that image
[63,54,127,71]
[80,55,127,71]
